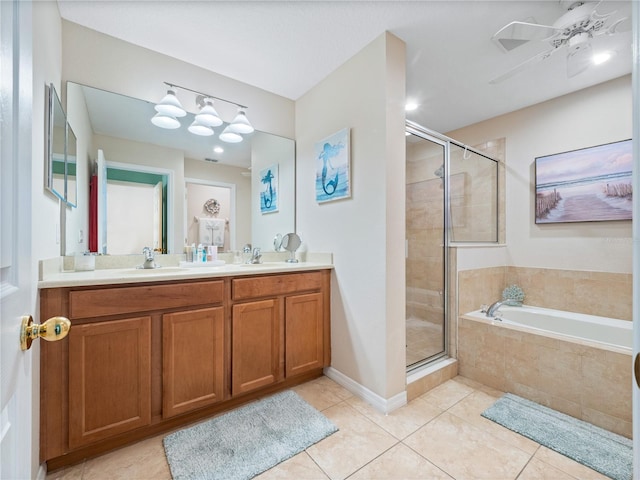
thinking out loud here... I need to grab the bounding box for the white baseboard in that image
[323,367,407,414]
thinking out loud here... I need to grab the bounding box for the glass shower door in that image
[405,132,447,370]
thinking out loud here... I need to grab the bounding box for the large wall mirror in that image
[46,84,66,202]
[66,82,295,254]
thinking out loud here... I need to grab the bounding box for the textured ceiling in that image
[57,0,632,134]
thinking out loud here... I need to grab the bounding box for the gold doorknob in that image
[20,315,71,351]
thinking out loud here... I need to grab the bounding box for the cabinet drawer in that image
[69,281,224,319]
[232,272,322,300]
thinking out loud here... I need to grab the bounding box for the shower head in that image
[434,164,444,179]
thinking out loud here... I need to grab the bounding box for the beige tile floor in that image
[46,376,611,480]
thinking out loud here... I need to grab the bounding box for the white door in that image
[0,0,36,478]
[633,1,640,476]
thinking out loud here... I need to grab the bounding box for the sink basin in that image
[124,267,189,274]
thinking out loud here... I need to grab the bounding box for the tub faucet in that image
[140,247,159,269]
[484,300,505,318]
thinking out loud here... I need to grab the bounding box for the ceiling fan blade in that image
[492,21,561,52]
[567,42,593,78]
[489,48,557,84]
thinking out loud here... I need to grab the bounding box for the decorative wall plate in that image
[204,198,220,216]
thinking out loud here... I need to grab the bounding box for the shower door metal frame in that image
[405,121,450,372]
[406,120,500,372]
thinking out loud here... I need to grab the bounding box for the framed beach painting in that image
[315,128,351,203]
[535,139,632,224]
[260,163,278,214]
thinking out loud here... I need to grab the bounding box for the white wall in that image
[61,21,294,139]
[296,32,406,401]
[450,75,632,274]
[65,81,93,255]
[33,2,63,262]
[185,182,232,250]
[185,158,251,249]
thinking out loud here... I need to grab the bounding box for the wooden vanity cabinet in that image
[68,316,152,449]
[230,270,330,396]
[162,307,225,418]
[40,269,330,470]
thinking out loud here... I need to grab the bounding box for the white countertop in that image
[39,253,333,289]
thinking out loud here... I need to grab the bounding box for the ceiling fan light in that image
[219,126,243,143]
[188,120,214,136]
[195,99,223,127]
[155,88,187,117]
[151,112,180,129]
[228,110,254,134]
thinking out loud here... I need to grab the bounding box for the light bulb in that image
[155,89,186,117]
[151,113,180,129]
[228,109,254,134]
[188,120,214,136]
[195,99,223,127]
[219,126,243,143]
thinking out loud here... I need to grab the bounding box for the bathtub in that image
[459,305,632,437]
[464,305,632,352]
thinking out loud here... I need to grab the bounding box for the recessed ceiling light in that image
[593,51,612,65]
[213,146,224,154]
[405,102,419,112]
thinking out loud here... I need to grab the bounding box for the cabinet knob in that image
[20,315,71,351]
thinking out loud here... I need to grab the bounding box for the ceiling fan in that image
[490,1,629,84]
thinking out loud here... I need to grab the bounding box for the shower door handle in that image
[635,354,640,389]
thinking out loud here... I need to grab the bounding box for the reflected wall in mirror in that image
[46,84,65,202]
[66,82,295,254]
[66,123,78,207]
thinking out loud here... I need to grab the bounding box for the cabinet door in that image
[68,316,151,449]
[163,307,225,418]
[232,299,279,395]
[285,292,324,377]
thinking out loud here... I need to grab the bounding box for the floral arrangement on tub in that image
[502,285,525,306]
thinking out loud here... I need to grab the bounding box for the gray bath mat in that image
[163,390,338,480]
[482,393,632,480]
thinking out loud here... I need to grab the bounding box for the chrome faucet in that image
[484,300,506,318]
[140,247,159,269]
[250,247,262,264]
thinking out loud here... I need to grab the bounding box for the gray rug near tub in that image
[482,393,632,480]
[163,390,338,480]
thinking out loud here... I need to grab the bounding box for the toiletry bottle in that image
[196,244,203,263]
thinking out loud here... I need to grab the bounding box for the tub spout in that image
[485,300,506,318]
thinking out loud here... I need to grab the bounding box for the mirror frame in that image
[46,83,78,208]
[46,83,66,202]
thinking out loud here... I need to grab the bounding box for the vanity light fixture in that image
[152,82,253,143]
